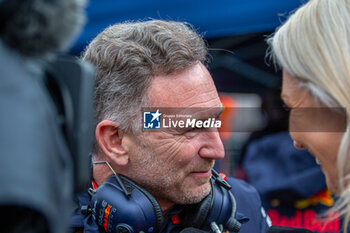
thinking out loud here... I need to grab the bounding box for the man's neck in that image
[157,198,175,217]
[93,164,113,186]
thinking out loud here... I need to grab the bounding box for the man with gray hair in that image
[72,20,271,233]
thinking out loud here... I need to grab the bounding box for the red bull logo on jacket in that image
[103,204,112,232]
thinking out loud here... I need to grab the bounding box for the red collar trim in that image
[92,180,98,189]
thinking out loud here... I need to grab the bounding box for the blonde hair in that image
[267,0,350,230]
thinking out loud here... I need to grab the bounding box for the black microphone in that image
[266,226,313,233]
[0,0,85,57]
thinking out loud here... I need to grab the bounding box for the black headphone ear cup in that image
[180,175,241,232]
[120,176,164,232]
[180,181,214,228]
[91,175,164,233]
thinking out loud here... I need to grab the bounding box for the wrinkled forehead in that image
[152,106,224,120]
[146,63,222,109]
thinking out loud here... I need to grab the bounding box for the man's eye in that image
[187,127,197,132]
[186,127,201,133]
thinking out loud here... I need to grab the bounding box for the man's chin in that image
[176,181,211,204]
[147,177,212,205]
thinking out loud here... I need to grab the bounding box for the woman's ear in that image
[95,120,129,166]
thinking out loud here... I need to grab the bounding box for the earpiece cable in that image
[210,222,222,233]
[92,160,131,197]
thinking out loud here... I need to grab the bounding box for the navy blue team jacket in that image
[71,177,271,233]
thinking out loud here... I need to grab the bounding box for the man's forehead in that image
[159,105,223,117]
[184,105,224,118]
[147,63,221,108]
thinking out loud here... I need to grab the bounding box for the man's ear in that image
[95,120,129,166]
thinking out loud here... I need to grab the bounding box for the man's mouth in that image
[189,169,212,178]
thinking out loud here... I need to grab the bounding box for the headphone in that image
[89,167,241,233]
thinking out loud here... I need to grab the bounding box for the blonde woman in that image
[268,0,350,231]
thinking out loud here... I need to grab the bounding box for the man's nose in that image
[198,131,225,160]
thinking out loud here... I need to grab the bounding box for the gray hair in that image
[0,0,86,57]
[83,20,207,134]
[267,0,350,230]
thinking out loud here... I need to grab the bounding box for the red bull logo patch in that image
[294,189,334,209]
[268,209,340,233]
[103,204,112,232]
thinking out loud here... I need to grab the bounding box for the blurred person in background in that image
[268,0,350,231]
[240,91,338,232]
[0,0,92,233]
[244,132,339,233]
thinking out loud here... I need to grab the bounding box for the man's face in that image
[124,63,225,205]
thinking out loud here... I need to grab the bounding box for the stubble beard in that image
[128,138,213,205]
